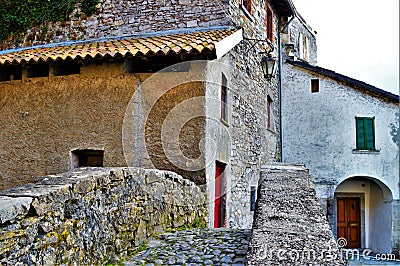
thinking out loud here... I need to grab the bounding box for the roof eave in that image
[270,0,294,17]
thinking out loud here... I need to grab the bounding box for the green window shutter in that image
[365,118,375,149]
[356,118,365,149]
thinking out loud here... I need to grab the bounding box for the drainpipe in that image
[278,30,283,162]
[278,15,295,162]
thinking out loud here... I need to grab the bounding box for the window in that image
[71,149,104,168]
[355,117,375,150]
[0,65,22,82]
[299,33,309,61]
[266,6,273,41]
[53,62,80,76]
[250,186,257,211]
[27,63,49,78]
[221,74,228,122]
[242,0,252,13]
[267,95,273,129]
[311,79,319,93]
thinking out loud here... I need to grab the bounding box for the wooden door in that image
[337,197,361,248]
[214,162,226,228]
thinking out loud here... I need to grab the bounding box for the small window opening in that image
[71,149,104,168]
[266,6,273,41]
[53,62,80,76]
[250,186,257,211]
[221,73,228,122]
[267,95,273,129]
[0,65,22,81]
[311,79,319,93]
[27,63,49,78]
[299,33,310,61]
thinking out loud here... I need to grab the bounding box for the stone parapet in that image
[246,163,345,265]
[0,167,206,265]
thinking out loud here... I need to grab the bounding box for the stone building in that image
[0,0,294,229]
[281,12,400,254]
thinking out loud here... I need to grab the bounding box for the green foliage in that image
[191,218,206,228]
[128,242,148,256]
[0,0,100,41]
[81,0,99,16]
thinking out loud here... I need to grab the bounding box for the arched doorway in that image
[332,176,393,253]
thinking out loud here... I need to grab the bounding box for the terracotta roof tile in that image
[0,29,236,65]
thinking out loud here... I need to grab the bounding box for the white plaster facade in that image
[281,11,400,254]
[281,13,400,254]
[282,64,399,201]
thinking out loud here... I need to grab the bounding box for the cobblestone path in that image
[124,228,251,266]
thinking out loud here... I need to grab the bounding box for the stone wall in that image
[0,60,135,190]
[0,167,206,265]
[281,16,317,65]
[217,0,282,228]
[1,0,231,49]
[0,60,207,190]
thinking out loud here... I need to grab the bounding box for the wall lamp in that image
[243,37,276,80]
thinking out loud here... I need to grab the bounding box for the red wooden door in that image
[337,197,361,248]
[214,162,226,228]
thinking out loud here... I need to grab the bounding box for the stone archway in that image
[332,176,393,253]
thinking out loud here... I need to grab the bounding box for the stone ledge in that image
[0,196,32,224]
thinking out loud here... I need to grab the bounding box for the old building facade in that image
[0,0,294,229]
[281,13,400,254]
[2,0,398,255]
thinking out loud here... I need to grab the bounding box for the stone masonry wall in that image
[0,61,135,190]
[219,0,282,228]
[281,16,317,65]
[1,0,231,49]
[0,60,207,190]
[0,167,206,265]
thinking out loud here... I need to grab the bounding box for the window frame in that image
[299,33,309,62]
[71,149,105,169]
[311,79,319,93]
[266,5,273,41]
[355,117,376,150]
[250,186,257,211]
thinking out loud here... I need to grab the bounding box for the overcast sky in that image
[290,0,399,95]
